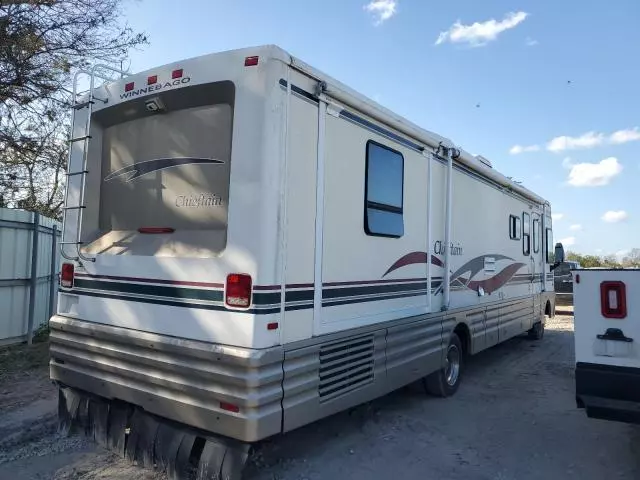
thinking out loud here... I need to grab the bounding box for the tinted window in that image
[364,141,404,237]
[546,228,554,263]
[522,212,530,255]
[509,215,521,240]
[533,219,540,253]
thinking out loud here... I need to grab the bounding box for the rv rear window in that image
[522,212,531,255]
[364,140,404,238]
[509,215,521,240]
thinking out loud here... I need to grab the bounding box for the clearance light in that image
[267,322,279,331]
[61,263,75,288]
[225,274,252,308]
[244,56,259,67]
[147,75,157,85]
[125,82,134,92]
[171,68,183,79]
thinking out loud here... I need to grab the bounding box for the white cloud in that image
[551,213,564,221]
[525,37,539,46]
[569,224,582,231]
[364,0,397,25]
[560,236,576,247]
[609,127,640,145]
[602,210,628,223]
[547,127,640,152]
[547,131,605,152]
[509,144,540,155]
[435,11,528,47]
[567,157,622,187]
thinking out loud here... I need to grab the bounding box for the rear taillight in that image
[225,274,252,308]
[61,263,74,288]
[601,281,627,319]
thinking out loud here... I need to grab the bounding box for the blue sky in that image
[122,0,639,256]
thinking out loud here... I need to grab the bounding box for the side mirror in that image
[554,243,565,264]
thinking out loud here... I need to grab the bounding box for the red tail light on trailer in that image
[244,56,259,67]
[61,263,74,288]
[225,274,252,308]
[600,281,627,319]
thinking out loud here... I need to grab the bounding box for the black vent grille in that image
[318,335,375,401]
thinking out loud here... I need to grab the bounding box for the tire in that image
[528,320,545,340]
[424,333,463,397]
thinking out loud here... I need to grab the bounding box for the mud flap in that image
[56,386,251,479]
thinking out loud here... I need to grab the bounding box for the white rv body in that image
[50,45,557,477]
[574,269,640,424]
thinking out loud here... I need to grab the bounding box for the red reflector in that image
[267,322,279,331]
[171,68,183,79]
[61,263,74,288]
[220,401,240,413]
[125,82,134,92]
[225,273,252,308]
[147,75,157,85]
[137,227,175,234]
[600,281,627,319]
[244,56,259,67]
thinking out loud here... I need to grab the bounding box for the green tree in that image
[0,0,147,218]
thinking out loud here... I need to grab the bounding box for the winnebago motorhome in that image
[51,45,563,479]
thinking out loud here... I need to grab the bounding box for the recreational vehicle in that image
[50,45,562,479]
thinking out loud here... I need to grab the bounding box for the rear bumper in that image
[576,362,640,424]
[49,315,284,442]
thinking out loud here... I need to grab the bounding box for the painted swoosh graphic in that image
[383,251,527,295]
[382,251,443,277]
[104,157,224,183]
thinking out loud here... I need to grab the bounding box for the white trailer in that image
[51,45,561,479]
[574,268,640,424]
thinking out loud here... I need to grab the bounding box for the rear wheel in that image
[424,333,463,397]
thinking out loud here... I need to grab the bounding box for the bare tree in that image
[0,0,147,218]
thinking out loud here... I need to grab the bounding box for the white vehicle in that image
[574,268,640,424]
[51,45,562,479]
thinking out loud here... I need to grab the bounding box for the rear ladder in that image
[60,64,130,262]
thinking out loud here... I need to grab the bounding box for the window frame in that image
[533,218,540,253]
[522,212,531,255]
[509,215,521,240]
[363,139,405,238]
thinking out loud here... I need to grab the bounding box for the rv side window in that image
[364,141,404,238]
[533,219,540,253]
[509,215,521,240]
[546,228,554,263]
[522,212,531,255]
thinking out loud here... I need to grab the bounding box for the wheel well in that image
[453,323,471,356]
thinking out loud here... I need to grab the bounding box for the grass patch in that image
[0,325,50,380]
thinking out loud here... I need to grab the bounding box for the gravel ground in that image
[1,311,639,480]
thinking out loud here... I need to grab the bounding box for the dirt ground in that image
[1,310,639,480]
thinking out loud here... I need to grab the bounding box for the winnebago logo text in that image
[104,157,224,183]
[120,77,191,99]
